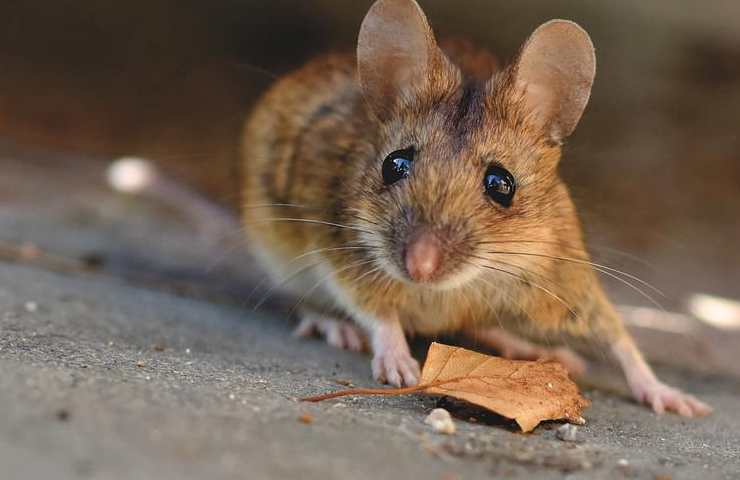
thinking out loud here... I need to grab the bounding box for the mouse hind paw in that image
[632,379,712,417]
[293,311,367,353]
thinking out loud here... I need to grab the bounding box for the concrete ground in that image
[1,144,739,480]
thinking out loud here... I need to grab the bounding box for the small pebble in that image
[556,424,579,442]
[298,413,314,424]
[425,408,456,435]
[617,458,630,467]
[228,393,236,400]
[24,302,38,313]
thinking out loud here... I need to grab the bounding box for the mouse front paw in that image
[372,348,420,387]
[630,379,712,417]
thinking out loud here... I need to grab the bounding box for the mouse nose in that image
[404,231,441,282]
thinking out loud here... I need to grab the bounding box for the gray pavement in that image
[1,147,739,480]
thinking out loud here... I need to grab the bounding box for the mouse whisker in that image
[287,258,378,318]
[474,238,658,271]
[478,245,661,295]
[472,280,560,349]
[242,203,318,210]
[345,264,384,293]
[243,217,373,235]
[482,250,666,311]
[467,260,578,321]
[470,254,565,299]
[252,258,328,312]
[470,255,580,350]
[246,244,377,307]
[467,275,509,333]
[243,204,385,229]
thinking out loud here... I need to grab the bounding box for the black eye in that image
[382,148,414,186]
[484,165,516,207]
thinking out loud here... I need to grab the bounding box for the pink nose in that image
[404,231,441,282]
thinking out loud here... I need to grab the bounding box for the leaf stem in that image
[300,377,474,402]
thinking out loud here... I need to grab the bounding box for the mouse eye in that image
[484,165,516,207]
[382,148,414,186]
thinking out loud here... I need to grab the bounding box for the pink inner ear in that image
[514,20,596,141]
[520,81,560,136]
[357,0,438,118]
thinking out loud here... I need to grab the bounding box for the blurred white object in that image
[107,157,158,194]
[106,156,238,246]
[689,294,740,330]
[424,408,456,435]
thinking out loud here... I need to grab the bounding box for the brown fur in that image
[242,40,623,348]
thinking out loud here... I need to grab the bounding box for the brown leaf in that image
[420,343,589,432]
[302,342,589,433]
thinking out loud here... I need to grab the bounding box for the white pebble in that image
[556,424,579,442]
[424,408,456,435]
[24,302,38,313]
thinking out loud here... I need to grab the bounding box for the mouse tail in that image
[106,157,240,246]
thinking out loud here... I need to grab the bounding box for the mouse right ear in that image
[513,20,596,143]
[358,0,454,121]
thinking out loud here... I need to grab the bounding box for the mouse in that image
[112,0,711,417]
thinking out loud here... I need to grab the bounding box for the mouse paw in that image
[612,335,712,417]
[472,327,587,377]
[293,312,367,352]
[539,347,588,377]
[630,379,712,417]
[372,348,420,388]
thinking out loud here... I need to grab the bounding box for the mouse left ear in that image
[357,0,454,120]
[513,20,596,143]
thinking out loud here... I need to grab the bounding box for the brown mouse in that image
[236,0,711,416]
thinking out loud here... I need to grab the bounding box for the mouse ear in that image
[513,20,596,143]
[358,0,450,120]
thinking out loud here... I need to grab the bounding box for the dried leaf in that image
[420,343,589,432]
[302,342,589,433]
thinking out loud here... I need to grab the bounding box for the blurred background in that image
[0,0,738,313]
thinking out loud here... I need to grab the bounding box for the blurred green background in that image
[0,0,739,308]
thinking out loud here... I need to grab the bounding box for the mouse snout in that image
[404,230,442,282]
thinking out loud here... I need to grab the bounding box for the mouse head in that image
[350,0,595,290]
